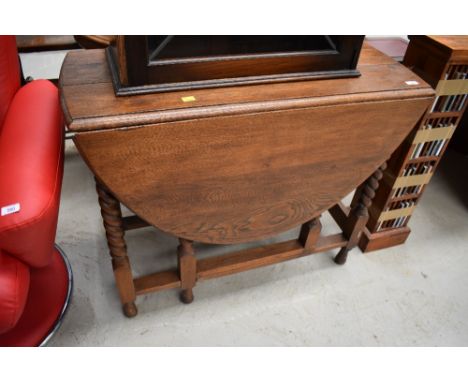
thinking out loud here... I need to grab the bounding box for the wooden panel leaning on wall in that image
[60,42,434,317]
[358,36,468,252]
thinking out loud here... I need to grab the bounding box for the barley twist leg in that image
[96,180,137,317]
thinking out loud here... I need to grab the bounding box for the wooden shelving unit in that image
[358,36,468,252]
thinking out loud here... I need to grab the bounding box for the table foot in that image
[180,289,194,304]
[123,302,138,318]
[334,248,349,265]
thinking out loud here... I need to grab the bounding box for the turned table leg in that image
[298,216,322,251]
[177,238,197,304]
[96,180,137,317]
[334,162,387,265]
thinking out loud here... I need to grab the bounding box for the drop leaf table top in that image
[60,43,433,244]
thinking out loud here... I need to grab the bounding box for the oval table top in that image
[60,44,434,244]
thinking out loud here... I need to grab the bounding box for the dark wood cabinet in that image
[107,35,364,95]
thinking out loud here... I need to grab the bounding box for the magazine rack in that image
[359,36,468,252]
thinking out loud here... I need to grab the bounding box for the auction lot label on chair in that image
[1,203,20,216]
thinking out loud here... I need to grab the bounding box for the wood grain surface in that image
[74,97,431,244]
[60,43,433,132]
[61,43,434,244]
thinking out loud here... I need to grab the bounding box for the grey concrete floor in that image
[47,141,468,346]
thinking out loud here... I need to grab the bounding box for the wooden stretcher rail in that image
[134,270,180,296]
[133,234,347,296]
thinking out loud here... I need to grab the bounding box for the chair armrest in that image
[0,80,63,268]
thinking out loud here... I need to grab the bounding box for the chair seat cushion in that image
[0,250,30,334]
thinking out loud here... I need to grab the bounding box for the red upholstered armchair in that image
[0,36,72,346]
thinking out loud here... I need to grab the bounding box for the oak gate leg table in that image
[59,43,434,317]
